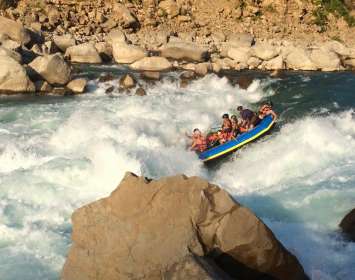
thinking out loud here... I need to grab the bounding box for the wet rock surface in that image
[340,208,355,241]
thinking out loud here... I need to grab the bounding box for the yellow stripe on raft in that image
[203,120,275,162]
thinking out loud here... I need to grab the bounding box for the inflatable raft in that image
[199,115,275,162]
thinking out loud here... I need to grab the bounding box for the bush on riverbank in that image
[313,0,355,31]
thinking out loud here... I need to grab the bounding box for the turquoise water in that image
[0,67,354,279]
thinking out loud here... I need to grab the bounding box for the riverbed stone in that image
[310,48,341,71]
[129,56,172,71]
[0,55,35,93]
[253,41,280,60]
[35,80,53,92]
[112,42,147,64]
[135,87,146,96]
[284,45,316,70]
[65,42,102,64]
[261,55,284,70]
[29,53,71,85]
[66,78,88,94]
[141,71,160,80]
[119,74,136,89]
[227,47,252,64]
[160,42,209,62]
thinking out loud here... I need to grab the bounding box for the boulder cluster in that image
[62,173,309,280]
[0,0,354,94]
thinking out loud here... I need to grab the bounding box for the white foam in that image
[0,73,354,280]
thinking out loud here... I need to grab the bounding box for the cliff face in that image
[62,173,308,280]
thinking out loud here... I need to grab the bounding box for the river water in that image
[0,66,354,279]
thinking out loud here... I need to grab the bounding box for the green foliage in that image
[313,0,355,30]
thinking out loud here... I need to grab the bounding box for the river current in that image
[0,66,354,279]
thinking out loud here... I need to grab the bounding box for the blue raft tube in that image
[199,115,275,163]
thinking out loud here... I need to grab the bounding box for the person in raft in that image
[237,106,257,131]
[258,102,277,121]
[237,103,277,132]
[221,113,232,133]
[187,128,207,153]
[230,115,240,137]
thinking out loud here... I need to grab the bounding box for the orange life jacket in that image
[195,136,207,152]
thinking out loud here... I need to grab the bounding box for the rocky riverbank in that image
[61,173,309,280]
[0,0,354,95]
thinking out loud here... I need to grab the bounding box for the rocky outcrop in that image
[0,16,31,45]
[340,208,355,241]
[29,53,71,85]
[0,55,34,93]
[160,42,209,62]
[62,173,308,280]
[65,42,102,64]
[130,56,172,71]
[112,42,147,64]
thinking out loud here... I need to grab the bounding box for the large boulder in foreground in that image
[29,53,71,85]
[130,56,172,71]
[0,55,34,93]
[62,173,308,280]
[0,16,31,45]
[65,42,102,64]
[340,208,355,241]
[112,42,147,64]
[160,42,209,62]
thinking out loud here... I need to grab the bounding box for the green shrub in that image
[313,0,355,30]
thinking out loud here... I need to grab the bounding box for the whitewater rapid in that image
[0,70,354,279]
